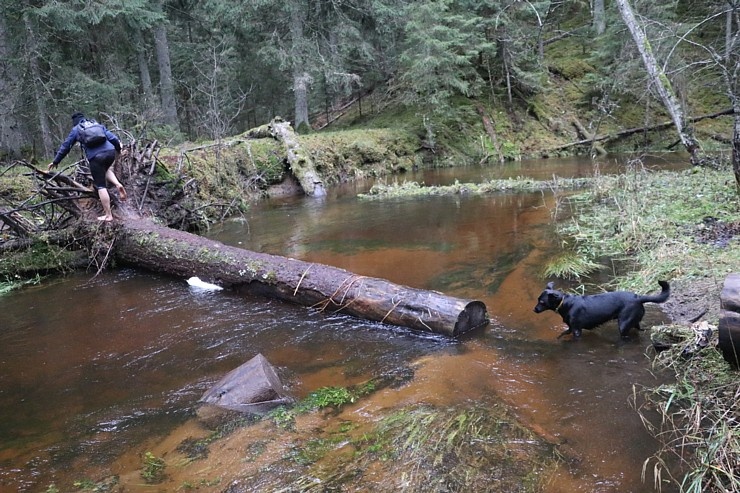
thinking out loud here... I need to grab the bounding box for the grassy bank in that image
[556,163,740,308]
[636,325,739,492]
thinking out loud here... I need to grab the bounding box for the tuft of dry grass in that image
[634,324,740,493]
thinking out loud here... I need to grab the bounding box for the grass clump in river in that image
[358,405,555,491]
[269,383,376,431]
[359,176,595,199]
[261,404,557,492]
[175,377,557,491]
[140,451,166,484]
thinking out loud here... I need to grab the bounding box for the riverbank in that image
[551,163,740,491]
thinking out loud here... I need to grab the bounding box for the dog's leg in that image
[618,307,645,337]
[557,328,572,339]
[618,321,632,338]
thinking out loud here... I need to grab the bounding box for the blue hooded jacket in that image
[51,114,121,166]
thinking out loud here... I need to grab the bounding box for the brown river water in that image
[0,156,683,492]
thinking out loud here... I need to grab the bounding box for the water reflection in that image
[0,156,680,492]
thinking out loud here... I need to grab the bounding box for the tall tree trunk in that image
[135,30,155,105]
[293,71,310,129]
[725,0,740,63]
[152,4,179,129]
[290,3,310,130]
[615,0,702,165]
[733,100,740,193]
[0,11,25,158]
[593,0,606,35]
[23,12,53,158]
[725,1,740,192]
[499,35,513,106]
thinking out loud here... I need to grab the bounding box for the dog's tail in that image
[639,280,670,304]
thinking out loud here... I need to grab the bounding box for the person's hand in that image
[47,162,57,172]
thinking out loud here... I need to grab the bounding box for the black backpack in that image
[77,119,108,147]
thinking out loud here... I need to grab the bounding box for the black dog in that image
[533,281,670,339]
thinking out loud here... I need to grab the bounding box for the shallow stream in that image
[0,156,682,492]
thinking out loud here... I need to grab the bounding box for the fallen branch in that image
[546,108,734,153]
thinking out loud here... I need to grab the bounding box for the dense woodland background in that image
[0,0,738,162]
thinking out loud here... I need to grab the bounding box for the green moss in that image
[548,57,596,80]
[300,128,418,184]
[0,241,82,276]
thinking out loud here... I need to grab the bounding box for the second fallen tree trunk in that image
[247,116,326,197]
[112,218,488,337]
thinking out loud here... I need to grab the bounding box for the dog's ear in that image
[546,281,555,290]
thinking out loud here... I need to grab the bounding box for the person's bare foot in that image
[97,215,114,222]
[117,185,127,201]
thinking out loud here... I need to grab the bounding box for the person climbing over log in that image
[48,112,127,222]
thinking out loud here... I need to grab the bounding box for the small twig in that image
[294,264,313,296]
[380,298,403,324]
[90,235,116,278]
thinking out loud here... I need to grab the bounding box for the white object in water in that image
[187,276,223,291]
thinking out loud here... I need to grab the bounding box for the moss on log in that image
[247,117,325,197]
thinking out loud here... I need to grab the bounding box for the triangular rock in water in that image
[199,353,292,414]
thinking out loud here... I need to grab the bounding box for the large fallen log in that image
[112,217,489,337]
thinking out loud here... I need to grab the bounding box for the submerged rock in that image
[198,353,292,419]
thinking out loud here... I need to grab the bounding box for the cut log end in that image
[454,301,489,336]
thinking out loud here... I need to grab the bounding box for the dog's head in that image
[533,282,564,313]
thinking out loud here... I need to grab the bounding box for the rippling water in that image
[0,156,682,492]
